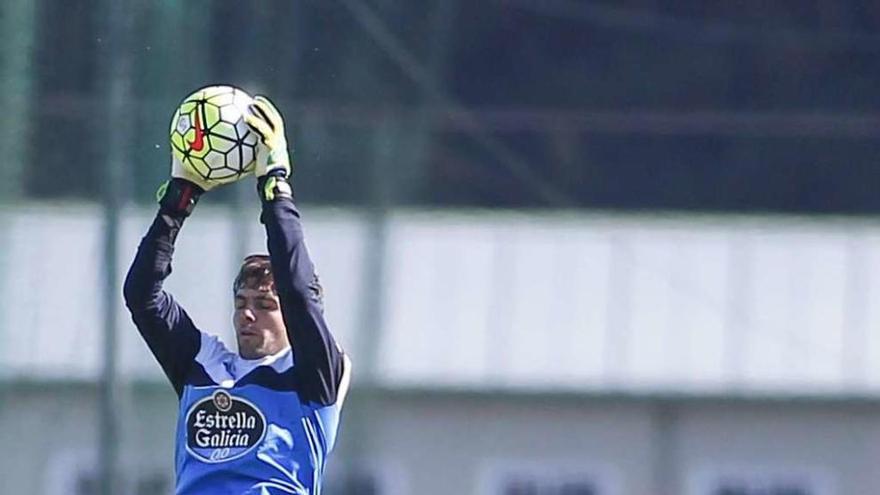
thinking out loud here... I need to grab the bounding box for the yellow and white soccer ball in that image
[169,85,258,186]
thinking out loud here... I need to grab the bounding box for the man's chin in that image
[237,338,263,358]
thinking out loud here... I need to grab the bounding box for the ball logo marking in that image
[176,115,191,134]
[189,107,205,152]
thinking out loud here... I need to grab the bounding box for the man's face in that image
[233,286,289,359]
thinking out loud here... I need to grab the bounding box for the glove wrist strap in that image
[157,178,204,217]
[257,173,292,202]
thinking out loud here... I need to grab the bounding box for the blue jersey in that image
[124,195,350,495]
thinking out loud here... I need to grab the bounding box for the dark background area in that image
[23,0,880,213]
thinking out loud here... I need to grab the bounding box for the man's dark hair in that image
[234,254,326,308]
[233,254,275,294]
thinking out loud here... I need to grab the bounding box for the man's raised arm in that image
[246,96,350,408]
[123,179,205,396]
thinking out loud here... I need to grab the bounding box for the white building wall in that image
[3,204,880,397]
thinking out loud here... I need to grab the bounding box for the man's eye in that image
[259,300,277,310]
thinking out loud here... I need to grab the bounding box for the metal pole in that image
[338,4,458,489]
[98,1,135,493]
[356,118,397,385]
[230,3,267,272]
[0,0,36,377]
[0,0,36,203]
[651,402,679,495]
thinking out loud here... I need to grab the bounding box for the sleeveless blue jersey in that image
[124,194,349,495]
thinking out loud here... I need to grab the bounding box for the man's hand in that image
[155,156,212,217]
[245,96,292,179]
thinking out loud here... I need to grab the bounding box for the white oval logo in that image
[185,390,267,464]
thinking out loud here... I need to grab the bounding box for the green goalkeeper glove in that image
[245,96,293,201]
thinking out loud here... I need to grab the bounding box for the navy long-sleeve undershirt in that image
[123,197,346,406]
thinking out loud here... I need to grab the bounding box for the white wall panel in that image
[4,205,880,397]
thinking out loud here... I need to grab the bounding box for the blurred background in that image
[3,0,880,494]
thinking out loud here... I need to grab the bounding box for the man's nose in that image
[238,308,257,323]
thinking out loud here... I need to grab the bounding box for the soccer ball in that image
[169,85,258,186]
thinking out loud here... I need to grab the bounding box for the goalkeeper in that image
[123,95,351,494]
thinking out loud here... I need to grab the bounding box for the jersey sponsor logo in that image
[185,390,267,463]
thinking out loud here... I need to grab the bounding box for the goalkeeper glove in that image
[245,95,293,201]
[155,155,217,217]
